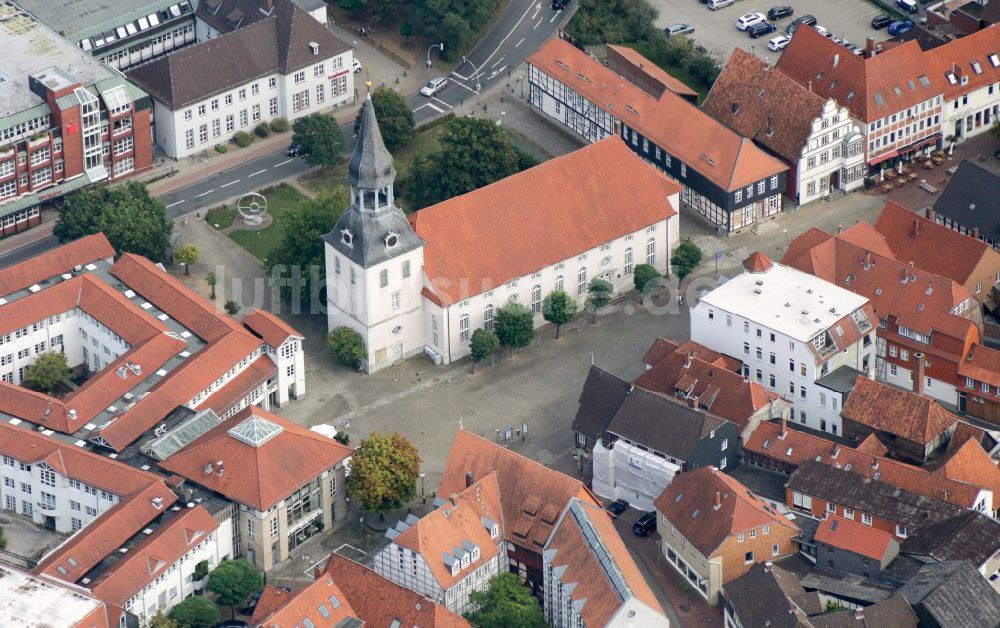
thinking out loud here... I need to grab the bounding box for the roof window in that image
[972,61,983,74]
[873,93,885,107]
[990,54,1000,67]
[946,72,957,85]
[341,229,353,246]
[893,85,902,96]
[906,79,916,90]
[918,75,930,87]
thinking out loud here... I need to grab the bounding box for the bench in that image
[919,181,938,194]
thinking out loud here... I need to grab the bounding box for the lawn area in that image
[205,204,238,230]
[228,183,308,263]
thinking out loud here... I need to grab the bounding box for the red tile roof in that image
[874,201,999,286]
[322,554,469,627]
[410,137,679,307]
[88,505,219,606]
[776,26,941,122]
[959,343,1000,388]
[814,515,896,560]
[654,466,798,557]
[439,431,600,550]
[933,438,1000,501]
[395,474,504,590]
[743,251,775,274]
[36,482,178,584]
[526,38,786,191]
[159,406,352,511]
[606,44,699,100]
[250,576,358,627]
[546,499,664,626]
[196,355,276,416]
[923,24,1000,101]
[0,233,115,297]
[842,377,958,445]
[242,308,304,348]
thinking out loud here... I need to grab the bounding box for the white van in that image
[896,0,918,13]
[709,0,735,10]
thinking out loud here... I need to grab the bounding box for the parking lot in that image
[649,0,902,63]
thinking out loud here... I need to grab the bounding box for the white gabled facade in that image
[796,100,866,205]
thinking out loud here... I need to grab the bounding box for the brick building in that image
[0,1,153,238]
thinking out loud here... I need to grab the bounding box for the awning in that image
[869,150,899,167]
[0,173,91,218]
[903,133,942,153]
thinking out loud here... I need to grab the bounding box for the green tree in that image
[405,118,521,209]
[495,302,534,354]
[685,50,720,86]
[409,0,501,62]
[371,0,402,21]
[207,559,263,617]
[327,326,365,369]
[0,524,7,550]
[224,300,240,316]
[469,328,500,373]
[339,0,366,12]
[991,118,1000,141]
[267,189,347,307]
[586,277,613,322]
[24,352,70,393]
[565,0,658,46]
[466,572,546,628]
[292,113,345,169]
[174,244,199,275]
[671,241,703,281]
[206,272,217,300]
[633,264,660,304]
[148,611,181,628]
[823,600,848,614]
[542,290,578,339]
[354,87,415,149]
[399,19,415,41]
[347,432,421,513]
[168,596,220,628]
[54,182,172,261]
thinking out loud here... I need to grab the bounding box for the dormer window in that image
[385,233,398,248]
[490,524,499,539]
[341,229,353,246]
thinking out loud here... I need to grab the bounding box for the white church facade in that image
[324,97,683,372]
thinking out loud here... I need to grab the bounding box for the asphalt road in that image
[408,0,572,123]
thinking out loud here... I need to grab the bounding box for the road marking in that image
[194,189,214,198]
[550,11,559,23]
[515,37,525,48]
[451,80,478,95]
[452,0,536,82]
[425,102,445,113]
[534,16,543,29]
[532,3,540,19]
[248,169,267,177]
[488,65,508,80]
[490,56,505,68]
[165,200,185,208]
[274,158,293,166]
[220,179,240,188]
[431,96,453,109]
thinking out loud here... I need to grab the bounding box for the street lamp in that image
[419,473,426,504]
[426,42,444,69]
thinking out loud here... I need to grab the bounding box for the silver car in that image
[420,77,448,97]
[665,23,695,36]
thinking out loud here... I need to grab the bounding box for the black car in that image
[748,21,778,38]
[871,14,893,29]
[607,499,629,517]
[786,14,817,35]
[633,512,657,537]
[285,144,299,157]
[767,5,793,20]
[552,0,567,8]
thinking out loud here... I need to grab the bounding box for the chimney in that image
[808,80,813,92]
[685,351,695,368]
[914,352,925,395]
[465,471,474,488]
[855,610,865,621]
[913,218,920,237]
[732,101,740,114]
[833,53,840,68]
[764,561,773,572]
[449,493,459,506]
[767,111,774,137]
[974,226,981,239]
[203,463,213,474]
[714,491,722,510]
[260,0,274,11]
[866,37,876,57]
[925,207,935,221]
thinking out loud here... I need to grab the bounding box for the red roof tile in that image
[250,576,358,627]
[526,38,786,191]
[606,44,699,100]
[242,308,303,348]
[743,251,775,274]
[654,466,798,557]
[923,24,1000,101]
[159,406,352,510]
[322,554,469,627]
[959,343,1000,388]
[842,377,958,445]
[409,137,680,307]
[88,506,219,606]
[814,515,896,560]
[250,586,294,626]
[0,234,115,297]
[196,355,276,416]
[933,438,1000,500]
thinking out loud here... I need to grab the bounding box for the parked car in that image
[813,24,829,36]
[768,34,791,51]
[871,14,893,29]
[607,499,630,517]
[708,0,735,10]
[786,14,816,35]
[896,0,919,13]
[748,21,778,38]
[551,0,567,9]
[767,5,793,20]
[888,19,915,35]
[420,77,448,97]
[736,12,767,30]
[285,144,299,157]
[352,59,362,74]
[633,512,657,536]
[665,22,695,36]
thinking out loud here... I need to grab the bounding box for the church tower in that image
[323,95,426,373]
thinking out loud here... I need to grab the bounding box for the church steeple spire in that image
[348,94,396,198]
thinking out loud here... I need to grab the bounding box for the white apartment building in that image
[325,98,681,373]
[691,253,875,436]
[796,100,866,203]
[127,0,353,159]
[930,26,1000,143]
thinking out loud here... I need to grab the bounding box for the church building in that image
[323,96,682,372]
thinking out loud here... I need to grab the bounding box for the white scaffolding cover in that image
[591,440,681,512]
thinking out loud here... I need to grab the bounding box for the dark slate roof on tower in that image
[348,94,396,191]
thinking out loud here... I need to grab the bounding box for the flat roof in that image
[15,0,181,41]
[699,262,869,343]
[0,566,103,626]
[0,1,117,119]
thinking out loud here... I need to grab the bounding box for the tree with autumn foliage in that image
[346,432,421,513]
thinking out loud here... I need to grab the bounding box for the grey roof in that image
[126,1,349,109]
[15,0,186,42]
[571,366,631,439]
[728,465,793,504]
[348,94,397,191]
[816,366,865,395]
[606,387,733,461]
[901,510,1000,569]
[322,97,423,268]
[196,0,325,35]
[787,461,963,532]
[722,563,813,628]
[932,160,1000,240]
[896,560,1000,628]
[808,597,917,628]
[799,567,897,605]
